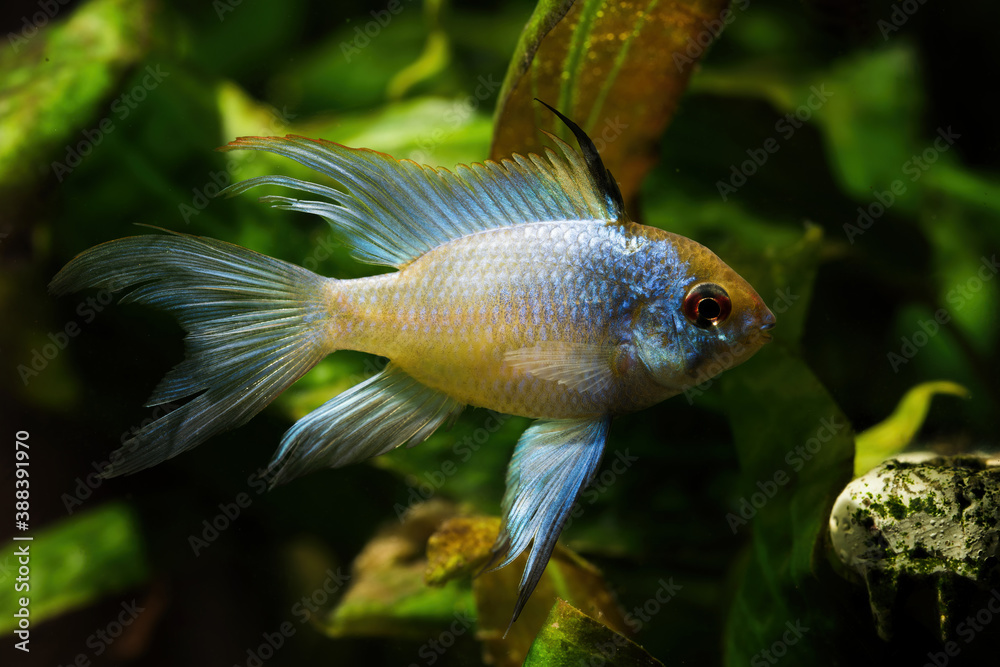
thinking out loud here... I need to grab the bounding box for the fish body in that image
[51,103,774,628]
[331,220,766,420]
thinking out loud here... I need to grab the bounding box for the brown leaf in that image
[491,0,732,213]
[426,515,630,667]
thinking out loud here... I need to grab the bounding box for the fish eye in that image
[682,283,732,329]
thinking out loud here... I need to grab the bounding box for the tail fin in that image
[49,232,335,477]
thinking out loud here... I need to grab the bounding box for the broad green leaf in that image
[710,227,855,664]
[854,381,971,477]
[0,503,147,634]
[721,347,854,665]
[0,0,159,192]
[319,500,475,638]
[269,10,439,114]
[491,0,731,208]
[816,45,923,201]
[916,174,1000,356]
[523,599,662,667]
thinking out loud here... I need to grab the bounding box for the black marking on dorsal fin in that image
[535,99,627,220]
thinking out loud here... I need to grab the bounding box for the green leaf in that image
[319,500,475,639]
[523,599,663,667]
[712,226,855,663]
[854,381,970,477]
[269,10,441,114]
[815,45,923,201]
[0,503,148,634]
[721,346,855,665]
[491,0,731,208]
[0,0,159,192]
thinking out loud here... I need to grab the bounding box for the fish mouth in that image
[757,309,776,341]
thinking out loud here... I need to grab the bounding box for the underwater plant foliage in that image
[1,0,998,665]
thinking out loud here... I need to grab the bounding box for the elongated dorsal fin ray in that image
[534,99,627,220]
[485,417,611,635]
[266,364,465,487]
[218,103,625,268]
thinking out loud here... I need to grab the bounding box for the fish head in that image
[634,234,775,395]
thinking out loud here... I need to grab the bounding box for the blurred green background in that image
[1,0,998,665]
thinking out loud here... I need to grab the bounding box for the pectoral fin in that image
[487,416,611,633]
[504,342,616,397]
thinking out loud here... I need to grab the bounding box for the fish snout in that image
[756,307,776,341]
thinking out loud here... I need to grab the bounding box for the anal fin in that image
[266,364,464,486]
[486,416,611,634]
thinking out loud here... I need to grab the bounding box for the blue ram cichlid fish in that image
[51,102,775,629]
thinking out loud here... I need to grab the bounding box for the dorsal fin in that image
[218,103,626,268]
[534,99,626,219]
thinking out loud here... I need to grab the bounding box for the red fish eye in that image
[682,283,732,329]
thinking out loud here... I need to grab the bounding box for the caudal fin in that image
[49,232,336,477]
